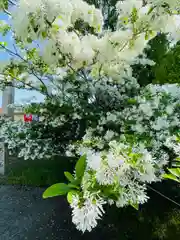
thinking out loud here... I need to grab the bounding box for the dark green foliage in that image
[133,33,170,86]
[133,34,180,86]
[4,155,77,186]
[153,41,180,85]
[96,181,180,240]
[0,0,8,10]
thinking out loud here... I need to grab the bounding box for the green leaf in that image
[0,0,8,10]
[43,183,70,199]
[27,37,33,43]
[172,162,180,167]
[162,173,179,183]
[118,16,129,25]
[0,41,7,47]
[64,171,75,182]
[147,6,155,15]
[67,191,78,204]
[71,178,81,186]
[68,183,80,189]
[167,168,180,178]
[42,31,47,38]
[131,203,139,210]
[127,98,137,104]
[131,7,138,23]
[145,32,149,40]
[75,155,86,179]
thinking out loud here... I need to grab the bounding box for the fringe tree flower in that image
[71,193,106,232]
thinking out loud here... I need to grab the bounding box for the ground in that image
[0,184,180,240]
[0,185,115,240]
[0,185,80,240]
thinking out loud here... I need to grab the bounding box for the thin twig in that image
[12,44,18,54]
[8,0,17,6]
[67,63,88,81]
[0,72,47,94]
[0,43,51,97]
[147,185,180,208]
[3,8,11,16]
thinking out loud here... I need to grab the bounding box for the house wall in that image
[14,114,24,121]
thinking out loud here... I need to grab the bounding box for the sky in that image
[0,12,44,107]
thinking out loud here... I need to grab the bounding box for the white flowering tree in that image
[1,0,180,233]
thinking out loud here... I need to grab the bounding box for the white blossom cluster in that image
[165,134,180,157]
[67,139,156,232]
[79,83,180,155]
[65,82,180,232]
[10,0,180,81]
[0,117,60,160]
[1,0,180,233]
[71,192,105,232]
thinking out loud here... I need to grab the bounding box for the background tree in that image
[86,0,118,30]
[153,41,180,85]
[133,33,170,86]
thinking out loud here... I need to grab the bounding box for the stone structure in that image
[0,85,15,174]
[0,141,8,175]
[2,86,15,119]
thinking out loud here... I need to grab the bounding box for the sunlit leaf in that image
[167,168,180,178]
[75,155,86,179]
[43,183,70,199]
[68,183,80,189]
[67,190,78,204]
[0,41,7,47]
[131,203,139,210]
[162,173,179,183]
[64,171,75,182]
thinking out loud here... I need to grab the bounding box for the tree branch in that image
[3,8,11,15]
[0,43,52,97]
[8,0,17,5]
[147,185,180,208]
[0,72,48,95]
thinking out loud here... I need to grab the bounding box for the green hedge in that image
[4,155,77,186]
